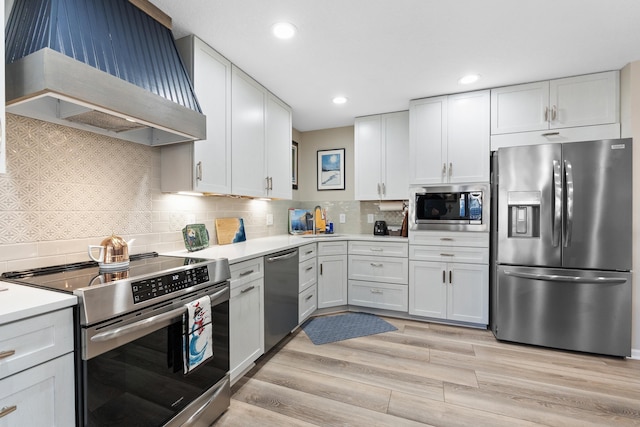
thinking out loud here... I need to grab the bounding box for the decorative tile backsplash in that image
[0,114,406,273]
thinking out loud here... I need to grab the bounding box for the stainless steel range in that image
[2,252,231,426]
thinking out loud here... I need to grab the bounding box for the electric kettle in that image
[88,234,134,269]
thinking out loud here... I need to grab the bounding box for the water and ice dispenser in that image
[507,191,540,238]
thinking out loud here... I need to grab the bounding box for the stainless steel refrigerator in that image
[491,138,632,357]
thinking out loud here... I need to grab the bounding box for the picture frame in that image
[317,148,345,191]
[292,141,299,190]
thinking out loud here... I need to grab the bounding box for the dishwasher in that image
[264,248,299,352]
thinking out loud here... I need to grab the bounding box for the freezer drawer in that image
[495,265,631,357]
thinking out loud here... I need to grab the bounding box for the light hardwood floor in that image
[215,315,640,426]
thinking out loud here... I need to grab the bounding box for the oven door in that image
[80,285,230,426]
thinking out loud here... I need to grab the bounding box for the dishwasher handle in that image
[266,249,298,262]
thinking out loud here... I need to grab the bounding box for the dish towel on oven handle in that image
[183,295,213,373]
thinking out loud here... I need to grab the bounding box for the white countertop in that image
[0,281,77,325]
[164,233,408,264]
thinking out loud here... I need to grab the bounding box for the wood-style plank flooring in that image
[215,315,640,426]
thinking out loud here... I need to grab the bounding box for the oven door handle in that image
[90,286,229,343]
[182,377,229,426]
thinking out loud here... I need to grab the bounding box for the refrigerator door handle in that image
[552,159,562,247]
[564,160,574,247]
[503,270,626,284]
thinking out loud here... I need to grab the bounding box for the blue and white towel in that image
[184,295,213,373]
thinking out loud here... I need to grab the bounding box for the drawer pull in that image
[305,250,314,255]
[0,406,17,418]
[542,131,560,137]
[440,253,455,257]
[369,247,384,252]
[0,350,16,360]
[370,289,383,294]
[305,294,314,301]
[240,285,256,294]
[305,266,314,272]
[440,238,453,241]
[239,269,255,277]
[370,262,383,267]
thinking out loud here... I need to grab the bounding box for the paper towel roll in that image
[378,201,405,211]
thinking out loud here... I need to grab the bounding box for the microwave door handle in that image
[563,160,574,247]
[552,160,562,247]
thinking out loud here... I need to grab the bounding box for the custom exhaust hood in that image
[5,0,206,145]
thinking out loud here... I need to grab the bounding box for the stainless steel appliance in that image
[491,138,632,357]
[264,248,299,352]
[2,252,231,426]
[409,183,489,232]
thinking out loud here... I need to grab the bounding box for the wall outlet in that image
[266,213,274,226]
[339,213,346,223]
[367,214,374,223]
[186,214,196,224]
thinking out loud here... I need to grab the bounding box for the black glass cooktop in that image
[2,252,209,293]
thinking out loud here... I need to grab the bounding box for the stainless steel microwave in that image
[409,184,489,232]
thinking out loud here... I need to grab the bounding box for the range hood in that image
[5,0,206,145]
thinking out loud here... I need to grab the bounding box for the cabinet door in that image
[491,81,550,134]
[266,93,293,199]
[0,353,75,427]
[354,115,383,200]
[381,111,409,199]
[229,278,264,382]
[447,262,488,325]
[447,90,490,183]
[192,37,232,193]
[0,0,5,174]
[409,96,447,184]
[317,255,348,308]
[550,71,619,129]
[231,66,267,197]
[408,261,447,319]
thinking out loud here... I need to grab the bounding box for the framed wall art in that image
[317,148,345,191]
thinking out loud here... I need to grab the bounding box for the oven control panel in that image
[132,266,210,303]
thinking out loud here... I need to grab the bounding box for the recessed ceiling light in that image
[272,22,297,39]
[332,96,348,105]
[458,74,480,85]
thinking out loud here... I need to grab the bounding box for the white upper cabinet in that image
[354,111,409,200]
[1,1,6,174]
[161,36,231,193]
[491,71,620,145]
[410,90,490,184]
[231,66,292,199]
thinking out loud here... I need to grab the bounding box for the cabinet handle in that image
[449,270,453,284]
[442,163,447,177]
[370,289,383,294]
[369,247,383,252]
[440,237,454,241]
[0,350,15,359]
[265,177,270,191]
[305,266,314,272]
[270,177,273,190]
[449,162,453,178]
[305,294,314,301]
[196,161,203,182]
[320,264,323,275]
[240,285,256,294]
[442,270,446,283]
[305,250,314,255]
[440,253,454,257]
[239,269,255,277]
[370,262,383,267]
[544,106,549,122]
[542,132,560,137]
[0,406,17,419]
[377,183,381,196]
[381,183,386,196]
[551,105,557,121]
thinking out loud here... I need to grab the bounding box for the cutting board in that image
[215,218,247,245]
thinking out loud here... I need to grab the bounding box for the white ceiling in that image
[149,0,640,132]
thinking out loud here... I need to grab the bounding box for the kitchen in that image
[1,0,640,426]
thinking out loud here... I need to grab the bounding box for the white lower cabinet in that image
[317,241,348,308]
[348,280,408,312]
[299,284,317,323]
[0,308,75,427]
[229,258,264,383]
[298,243,317,323]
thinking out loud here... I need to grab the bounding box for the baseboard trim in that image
[630,348,640,360]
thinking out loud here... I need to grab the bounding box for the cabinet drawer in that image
[298,284,317,324]
[318,241,348,256]
[230,257,264,287]
[348,255,409,284]
[348,280,408,312]
[348,241,408,257]
[0,353,75,427]
[409,231,489,248]
[299,258,317,292]
[298,243,317,262]
[0,309,74,380]
[409,246,489,264]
